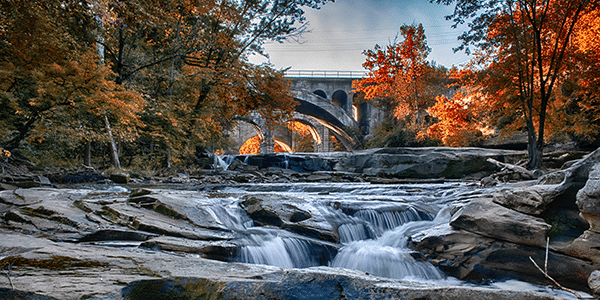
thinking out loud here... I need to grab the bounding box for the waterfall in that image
[330,241,443,280]
[213,182,478,282]
[213,154,239,170]
[327,203,444,280]
[352,207,428,237]
[236,229,330,268]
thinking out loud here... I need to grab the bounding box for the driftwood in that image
[528,238,593,299]
[2,263,15,290]
[486,158,542,179]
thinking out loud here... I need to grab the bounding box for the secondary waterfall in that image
[200,182,481,282]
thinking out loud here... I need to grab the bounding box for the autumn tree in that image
[354,24,450,144]
[94,0,328,164]
[0,0,143,162]
[432,0,597,169]
[557,7,600,148]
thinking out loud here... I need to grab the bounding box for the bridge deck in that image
[285,70,367,79]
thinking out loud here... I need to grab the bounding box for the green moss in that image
[20,206,78,227]
[73,200,92,213]
[95,205,122,222]
[152,202,186,220]
[0,255,108,271]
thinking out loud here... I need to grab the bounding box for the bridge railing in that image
[285,70,368,79]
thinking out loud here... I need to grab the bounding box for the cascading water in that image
[213,154,239,170]
[237,228,327,268]
[187,181,586,298]
[326,201,444,280]
[201,182,474,282]
[330,211,447,280]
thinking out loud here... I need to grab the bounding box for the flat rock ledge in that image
[0,232,564,300]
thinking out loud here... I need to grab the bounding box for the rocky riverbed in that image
[1,147,599,299]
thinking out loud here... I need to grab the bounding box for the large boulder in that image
[494,147,600,216]
[576,162,600,233]
[449,198,551,248]
[122,268,567,300]
[411,224,597,291]
[240,193,338,243]
[219,148,527,180]
[589,270,600,297]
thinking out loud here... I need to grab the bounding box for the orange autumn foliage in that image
[431,0,597,167]
[0,0,144,151]
[427,92,490,147]
[353,24,437,126]
[238,136,288,155]
[287,121,312,137]
[239,136,262,155]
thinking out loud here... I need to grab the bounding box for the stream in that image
[188,181,584,299]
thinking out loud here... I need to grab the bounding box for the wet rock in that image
[411,224,596,291]
[0,174,53,189]
[122,268,567,300]
[129,190,237,231]
[240,194,338,242]
[588,270,600,297]
[98,202,234,241]
[557,230,600,264]
[0,182,18,191]
[78,229,156,243]
[109,172,130,184]
[491,185,564,216]
[335,147,526,179]
[576,162,600,233]
[228,172,257,183]
[305,173,332,182]
[53,170,107,184]
[449,198,551,248]
[494,147,600,216]
[0,288,59,300]
[0,188,53,206]
[140,236,239,261]
[243,154,335,172]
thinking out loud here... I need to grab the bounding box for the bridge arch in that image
[332,90,348,111]
[313,89,327,99]
[292,90,361,150]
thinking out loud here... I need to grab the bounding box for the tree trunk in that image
[165,148,171,169]
[84,141,91,167]
[104,115,121,169]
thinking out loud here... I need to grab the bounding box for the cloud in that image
[251,1,470,70]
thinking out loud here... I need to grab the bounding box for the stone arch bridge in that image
[225,70,383,154]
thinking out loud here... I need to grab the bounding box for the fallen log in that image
[486,158,542,179]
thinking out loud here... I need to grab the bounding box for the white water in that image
[93,179,588,299]
[200,182,476,281]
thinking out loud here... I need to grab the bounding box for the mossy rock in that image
[0,255,109,271]
[109,173,130,184]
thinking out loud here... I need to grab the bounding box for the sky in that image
[249,0,472,72]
